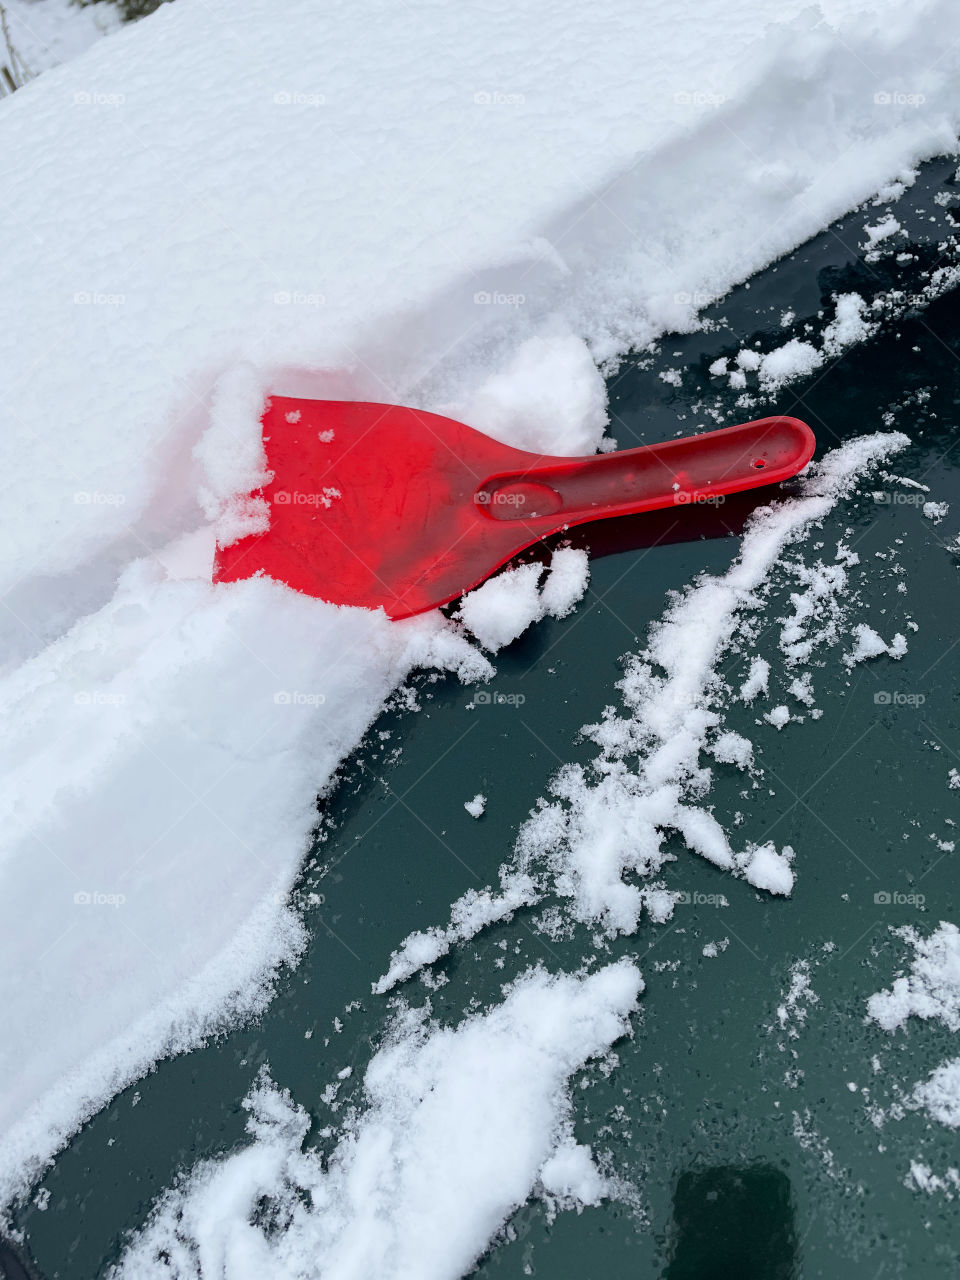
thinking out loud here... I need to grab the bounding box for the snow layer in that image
[1,0,958,1226]
[113,961,641,1280]
[0,575,487,1199]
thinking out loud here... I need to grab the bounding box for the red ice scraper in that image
[213,398,815,619]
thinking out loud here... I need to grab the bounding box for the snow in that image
[457,549,589,652]
[867,922,960,1033]
[742,842,795,895]
[740,656,770,702]
[923,500,949,522]
[520,435,903,937]
[464,793,487,819]
[0,580,487,1198]
[1,0,958,1247]
[844,622,908,667]
[113,961,642,1279]
[912,1058,960,1129]
[863,212,902,252]
[374,877,536,994]
[539,547,592,619]
[712,730,754,769]
[765,704,792,730]
[758,339,824,390]
[447,333,608,458]
[822,293,876,356]
[1,0,119,77]
[868,926,960,1157]
[538,1142,607,1206]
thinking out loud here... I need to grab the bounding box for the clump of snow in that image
[788,671,815,706]
[923,500,949,522]
[374,877,536,993]
[458,564,545,651]
[863,212,902,258]
[539,547,592,619]
[758,339,824,390]
[740,656,770,702]
[843,622,907,667]
[740,842,795,895]
[464,793,487,819]
[115,961,642,1279]
[822,293,876,356]
[867,922,960,1033]
[538,1141,607,1207]
[765,704,791,730]
[907,1161,960,1198]
[912,1058,960,1129]
[711,730,754,769]
[457,549,589,652]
